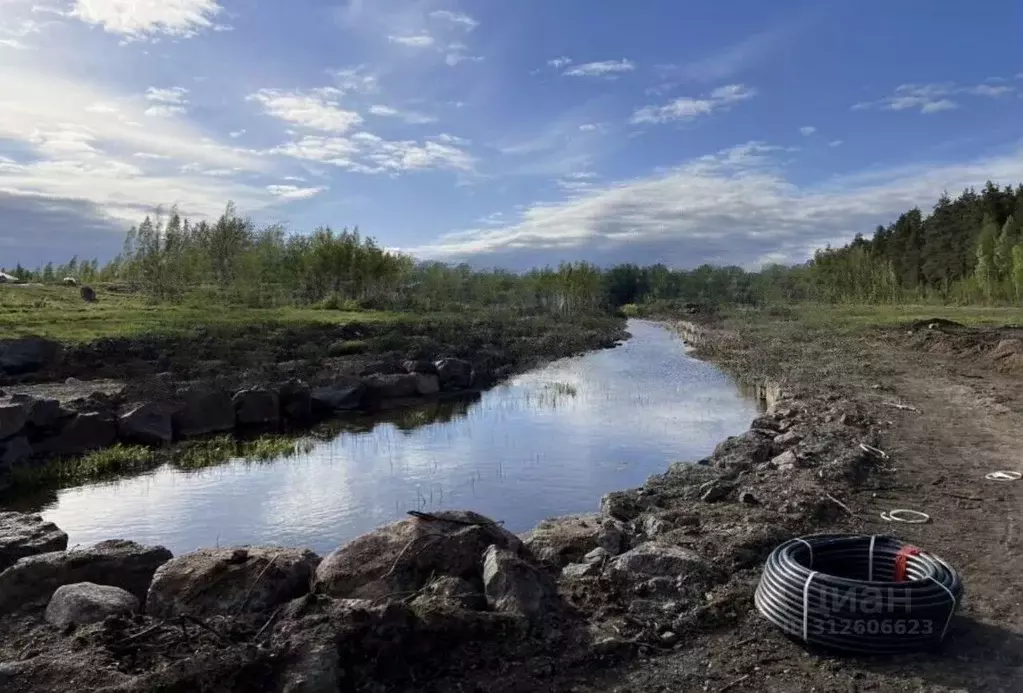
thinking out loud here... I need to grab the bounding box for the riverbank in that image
[0,306,1019,692]
[0,310,626,492]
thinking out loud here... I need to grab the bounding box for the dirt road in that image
[567,317,1023,693]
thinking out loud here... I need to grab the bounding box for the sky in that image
[1,1,1021,270]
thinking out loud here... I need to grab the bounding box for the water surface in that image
[38,320,758,555]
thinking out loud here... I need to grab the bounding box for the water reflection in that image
[29,320,760,555]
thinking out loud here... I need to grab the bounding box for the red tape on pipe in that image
[893,545,921,582]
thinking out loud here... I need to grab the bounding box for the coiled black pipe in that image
[754,534,963,653]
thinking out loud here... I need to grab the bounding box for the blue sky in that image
[1,0,1021,270]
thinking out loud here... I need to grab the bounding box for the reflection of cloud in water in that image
[39,320,760,555]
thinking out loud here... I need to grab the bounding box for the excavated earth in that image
[0,313,1020,692]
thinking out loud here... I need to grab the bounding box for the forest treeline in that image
[5,181,1023,313]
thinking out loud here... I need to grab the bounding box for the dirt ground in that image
[559,315,1023,693]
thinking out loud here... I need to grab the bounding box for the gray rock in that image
[280,379,313,423]
[523,513,605,568]
[607,543,709,583]
[414,373,440,396]
[118,401,175,445]
[435,358,473,390]
[173,387,235,437]
[45,582,139,629]
[15,396,61,429]
[314,509,522,599]
[0,337,62,376]
[411,576,483,610]
[584,547,610,565]
[1,436,31,467]
[699,479,736,503]
[147,546,320,618]
[403,359,438,375]
[0,539,171,612]
[600,490,645,522]
[232,388,280,426]
[712,430,775,472]
[642,514,670,537]
[0,402,27,440]
[767,449,802,471]
[482,545,556,620]
[773,430,802,448]
[310,377,365,413]
[596,518,626,555]
[0,512,68,572]
[364,373,419,400]
[738,490,759,505]
[35,412,116,456]
[561,562,599,579]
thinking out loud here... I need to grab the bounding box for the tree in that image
[974,214,999,300]
[1013,244,1023,302]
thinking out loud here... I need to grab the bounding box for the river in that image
[38,320,759,555]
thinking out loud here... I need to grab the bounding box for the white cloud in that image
[428,10,478,30]
[547,56,572,69]
[564,60,635,78]
[229,129,246,138]
[331,66,380,94]
[444,42,483,66]
[69,0,224,40]
[133,152,171,159]
[369,104,437,124]
[828,140,843,148]
[146,86,189,104]
[403,141,1023,269]
[388,34,435,47]
[144,104,187,117]
[266,184,327,200]
[431,133,470,146]
[852,80,1016,114]
[578,123,604,132]
[268,132,473,175]
[631,84,756,124]
[799,125,816,136]
[248,88,363,133]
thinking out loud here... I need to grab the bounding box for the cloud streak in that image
[564,60,635,78]
[631,84,756,124]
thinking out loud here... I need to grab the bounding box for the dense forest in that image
[4,181,1022,312]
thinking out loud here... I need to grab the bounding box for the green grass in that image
[0,284,401,342]
[172,434,316,470]
[10,443,156,487]
[725,303,1023,333]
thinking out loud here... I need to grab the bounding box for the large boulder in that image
[232,388,280,426]
[146,546,320,618]
[1,436,32,468]
[363,373,419,400]
[523,513,624,568]
[0,402,27,440]
[410,575,484,611]
[280,379,313,423]
[0,336,62,376]
[11,395,62,429]
[0,511,68,572]
[173,386,235,437]
[45,582,139,629]
[413,373,440,396]
[711,429,775,472]
[314,510,522,599]
[434,358,473,390]
[310,377,365,413]
[482,545,557,621]
[0,539,171,612]
[403,359,438,375]
[606,542,709,583]
[35,412,116,456]
[117,401,175,445]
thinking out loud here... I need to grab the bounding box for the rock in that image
[403,359,438,375]
[0,512,68,572]
[584,547,610,564]
[0,402,27,440]
[607,543,709,583]
[600,490,645,522]
[315,510,522,599]
[712,430,775,471]
[232,388,280,426]
[699,479,736,503]
[36,412,116,456]
[364,373,419,400]
[0,539,171,611]
[642,514,670,537]
[280,379,313,423]
[146,546,320,618]
[523,513,605,568]
[482,545,556,620]
[411,576,483,611]
[117,401,175,445]
[45,582,138,629]
[80,286,96,302]
[413,373,440,396]
[173,387,235,437]
[738,490,759,505]
[773,430,802,448]
[0,337,62,376]
[1,436,31,467]
[561,562,599,579]
[751,415,782,432]
[435,358,473,390]
[766,449,802,471]
[310,377,365,413]
[13,396,62,429]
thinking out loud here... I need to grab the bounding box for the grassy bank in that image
[0,284,399,342]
